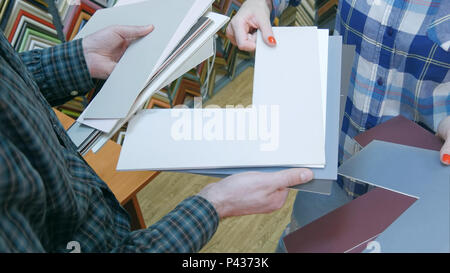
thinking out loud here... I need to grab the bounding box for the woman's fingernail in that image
[443,154,450,164]
[268,36,276,45]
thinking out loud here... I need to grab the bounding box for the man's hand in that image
[226,0,275,51]
[82,24,154,79]
[437,116,450,165]
[197,168,314,218]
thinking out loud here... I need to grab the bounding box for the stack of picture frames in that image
[0,0,109,118]
[1,0,60,52]
[58,0,108,41]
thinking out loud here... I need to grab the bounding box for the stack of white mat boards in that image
[116,27,350,195]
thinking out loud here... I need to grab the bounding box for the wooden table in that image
[54,109,159,230]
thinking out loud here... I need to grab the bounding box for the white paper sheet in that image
[252,26,325,159]
[252,27,328,133]
[318,29,329,132]
[116,27,326,170]
[117,108,324,170]
[174,35,339,184]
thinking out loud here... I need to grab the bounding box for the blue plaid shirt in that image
[0,32,218,252]
[275,0,450,197]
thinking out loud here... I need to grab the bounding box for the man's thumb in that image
[114,24,154,40]
[273,168,314,189]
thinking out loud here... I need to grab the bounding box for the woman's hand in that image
[226,0,275,51]
[437,116,450,165]
[82,24,154,79]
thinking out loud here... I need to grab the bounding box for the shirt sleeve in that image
[427,3,450,52]
[0,136,46,253]
[112,195,220,253]
[271,0,301,22]
[19,39,95,106]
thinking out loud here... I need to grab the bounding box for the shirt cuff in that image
[113,195,219,253]
[20,39,94,105]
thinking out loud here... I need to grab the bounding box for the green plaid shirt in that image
[0,32,218,253]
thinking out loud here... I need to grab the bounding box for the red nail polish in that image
[443,154,450,164]
[268,36,276,45]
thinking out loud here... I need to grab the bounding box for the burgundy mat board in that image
[354,115,443,151]
[283,187,417,253]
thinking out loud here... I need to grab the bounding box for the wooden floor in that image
[136,67,296,252]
